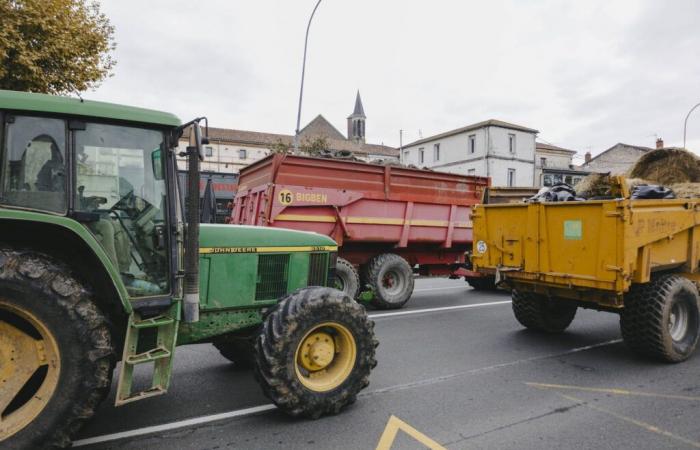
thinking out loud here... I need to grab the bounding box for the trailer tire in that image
[334,258,360,299]
[213,336,255,369]
[365,253,414,309]
[0,249,114,449]
[466,276,497,291]
[620,274,700,363]
[511,289,577,333]
[253,287,378,418]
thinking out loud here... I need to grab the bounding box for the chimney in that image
[656,137,664,149]
[584,151,592,163]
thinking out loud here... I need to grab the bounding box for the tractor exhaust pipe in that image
[183,121,204,323]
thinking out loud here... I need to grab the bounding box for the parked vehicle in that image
[0,91,377,449]
[230,153,490,308]
[178,170,238,223]
[472,176,700,362]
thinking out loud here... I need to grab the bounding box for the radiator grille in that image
[308,253,328,286]
[255,254,290,300]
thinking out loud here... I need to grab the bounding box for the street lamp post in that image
[683,102,700,150]
[293,0,322,154]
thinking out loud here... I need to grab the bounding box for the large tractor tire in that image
[364,253,414,309]
[0,250,114,449]
[621,274,700,363]
[511,289,577,333]
[212,336,255,369]
[466,276,497,291]
[253,287,378,418]
[334,257,360,299]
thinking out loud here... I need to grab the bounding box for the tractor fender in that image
[0,210,132,313]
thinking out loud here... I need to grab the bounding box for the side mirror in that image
[151,147,164,180]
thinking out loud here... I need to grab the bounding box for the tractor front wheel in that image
[253,287,378,418]
[512,289,577,333]
[621,274,700,362]
[212,336,255,369]
[334,257,360,299]
[0,250,114,449]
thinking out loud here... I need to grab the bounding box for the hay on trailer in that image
[627,148,700,184]
[668,183,700,198]
[575,173,613,198]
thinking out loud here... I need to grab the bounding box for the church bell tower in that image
[347,91,366,144]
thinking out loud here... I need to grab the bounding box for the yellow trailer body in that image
[473,198,700,307]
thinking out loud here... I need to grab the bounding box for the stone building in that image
[177,91,397,173]
[401,119,538,187]
[535,142,588,187]
[582,140,661,174]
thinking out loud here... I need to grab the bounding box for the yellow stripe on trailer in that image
[199,245,338,254]
[275,214,473,228]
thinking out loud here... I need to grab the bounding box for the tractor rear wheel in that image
[0,250,114,449]
[253,287,378,418]
[334,257,360,299]
[212,336,255,369]
[365,253,414,309]
[512,289,577,333]
[621,274,700,362]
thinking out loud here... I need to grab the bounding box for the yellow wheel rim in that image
[0,301,60,441]
[294,322,357,392]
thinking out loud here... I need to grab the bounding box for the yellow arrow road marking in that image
[526,382,700,402]
[375,415,447,450]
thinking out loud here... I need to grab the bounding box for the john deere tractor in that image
[0,90,378,449]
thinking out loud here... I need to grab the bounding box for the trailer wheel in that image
[334,258,360,299]
[621,274,700,363]
[365,253,414,309]
[466,276,497,291]
[253,287,378,418]
[212,336,255,369]
[511,289,577,333]
[0,250,114,449]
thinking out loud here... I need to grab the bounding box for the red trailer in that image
[230,154,490,308]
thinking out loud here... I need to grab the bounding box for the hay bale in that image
[627,148,700,184]
[575,173,612,198]
[668,183,700,198]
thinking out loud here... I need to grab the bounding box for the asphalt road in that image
[75,278,700,450]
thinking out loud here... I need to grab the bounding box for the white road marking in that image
[73,337,621,448]
[413,286,469,293]
[368,300,512,319]
[72,404,276,447]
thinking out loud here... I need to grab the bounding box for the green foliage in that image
[0,0,116,94]
[268,136,330,156]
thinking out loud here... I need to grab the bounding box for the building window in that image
[433,143,440,161]
[507,168,516,187]
[572,176,582,185]
[468,135,476,154]
[419,148,425,164]
[564,175,573,185]
[467,168,476,176]
[239,149,247,159]
[508,134,516,154]
[540,157,546,167]
[543,174,553,186]
[403,150,409,161]
[205,146,213,157]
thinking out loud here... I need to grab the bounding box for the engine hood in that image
[199,224,337,252]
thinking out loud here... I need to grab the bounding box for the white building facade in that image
[401,120,538,187]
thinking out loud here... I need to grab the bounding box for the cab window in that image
[75,122,169,298]
[2,115,67,212]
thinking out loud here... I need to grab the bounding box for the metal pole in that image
[399,129,403,163]
[294,0,322,154]
[684,102,700,149]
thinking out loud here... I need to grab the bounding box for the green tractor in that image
[0,90,378,449]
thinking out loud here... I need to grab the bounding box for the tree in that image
[0,0,116,94]
[268,136,330,156]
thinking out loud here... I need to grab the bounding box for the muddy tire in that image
[466,276,497,291]
[212,336,255,369]
[253,287,378,418]
[0,249,114,449]
[621,274,700,363]
[334,258,360,299]
[512,289,577,333]
[365,253,414,310]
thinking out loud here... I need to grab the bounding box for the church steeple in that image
[347,90,366,143]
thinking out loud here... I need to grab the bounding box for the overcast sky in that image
[92,0,700,159]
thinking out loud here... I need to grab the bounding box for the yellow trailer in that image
[472,180,700,362]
